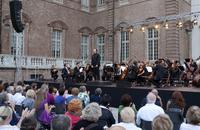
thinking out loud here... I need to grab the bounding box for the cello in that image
[120,59,133,80]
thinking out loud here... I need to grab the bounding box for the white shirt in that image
[180,123,200,130]
[12,93,25,105]
[136,103,165,125]
[0,125,19,130]
[113,122,142,130]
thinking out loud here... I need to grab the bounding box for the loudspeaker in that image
[9,0,24,33]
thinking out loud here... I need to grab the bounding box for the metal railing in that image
[0,54,112,69]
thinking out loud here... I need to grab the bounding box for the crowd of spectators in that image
[0,81,200,130]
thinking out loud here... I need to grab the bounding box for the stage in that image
[24,79,200,114]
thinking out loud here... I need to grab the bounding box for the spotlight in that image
[129,26,133,33]
[141,27,145,32]
[177,21,183,28]
[154,24,159,29]
[193,19,198,25]
[164,22,169,29]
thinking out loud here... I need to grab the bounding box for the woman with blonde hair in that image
[152,114,173,130]
[22,89,36,110]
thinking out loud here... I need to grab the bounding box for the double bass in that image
[120,59,133,80]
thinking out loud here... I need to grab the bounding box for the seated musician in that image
[51,65,58,80]
[137,62,148,84]
[126,61,138,82]
[113,63,122,81]
[102,64,114,81]
[85,64,93,81]
[73,62,84,83]
[61,63,70,81]
[151,59,169,88]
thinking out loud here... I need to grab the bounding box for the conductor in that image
[91,49,101,80]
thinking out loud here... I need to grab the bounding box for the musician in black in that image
[51,65,58,81]
[73,62,84,83]
[61,63,70,81]
[91,49,101,80]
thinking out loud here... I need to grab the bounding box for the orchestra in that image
[49,57,200,88]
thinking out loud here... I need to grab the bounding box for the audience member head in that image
[100,94,111,107]
[151,88,159,97]
[67,87,72,95]
[26,89,36,99]
[147,92,156,104]
[120,94,133,107]
[3,82,9,92]
[0,84,4,93]
[17,81,24,86]
[67,99,82,115]
[120,107,135,123]
[81,102,102,122]
[0,92,9,105]
[95,88,102,95]
[40,84,49,94]
[20,116,37,130]
[0,105,13,125]
[186,106,200,125]
[6,86,14,94]
[71,87,79,96]
[58,87,65,96]
[31,83,38,91]
[79,86,87,93]
[51,115,71,130]
[152,114,173,130]
[171,91,185,109]
[15,85,23,93]
[48,85,54,94]
[108,126,126,130]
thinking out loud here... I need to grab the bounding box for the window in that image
[97,34,105,62]
[81,0,90,12]
[121,31,129,61]
[81,35,89,60]
[147,28,158,61]
[52,29,62,58]
[97,0,105,6]
[119,0,129,6]
[11,29,24,56]
[52,0,63,4]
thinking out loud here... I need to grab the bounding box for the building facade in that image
[0,0,191,81]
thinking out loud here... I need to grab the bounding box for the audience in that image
[113,107,142,130]
[73,102,103,130]
[180,106,200,130]
[51,115,71,130]
[0,79,199,130]
[118,94,137,123]
[12,86,25,106]
[20,116,38,130]
[141,88,163,107]
[152,114,173,130]
[166,91,185,130]
[98,94,115,128]
[90,88,102,104]
[65,99,82,129]
[108,126,125,130]
[22,89,36,110]
[136,92,165,127]
[78,86,90,107]
[66,87,79,105]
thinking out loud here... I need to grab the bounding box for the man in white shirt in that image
[12,86,25,105]
[136,92,165,126]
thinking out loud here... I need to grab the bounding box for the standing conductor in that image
[91,49,101,80]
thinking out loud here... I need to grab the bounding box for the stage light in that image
[141,27,145,32]
[177,21,183,28]
[129,26,133,33]
[193,19,198,25]
[163,21,169,29]
[154,24,159,29]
